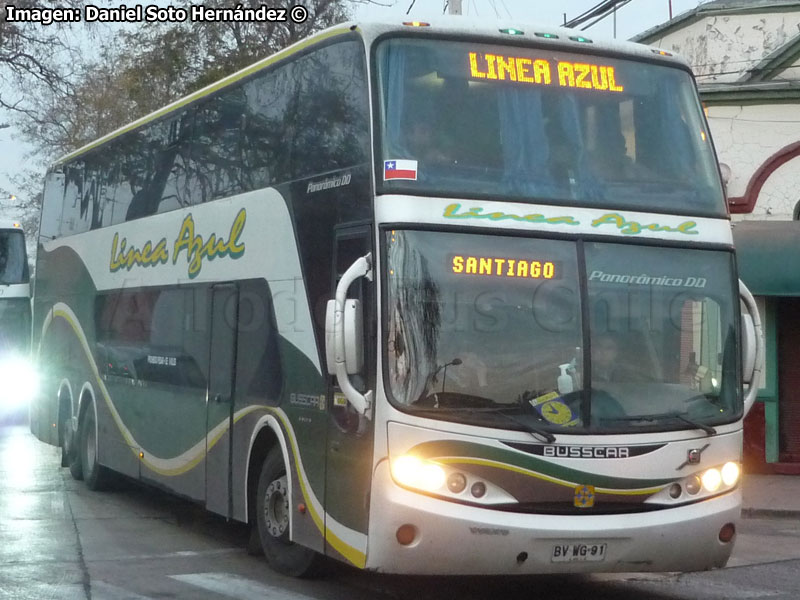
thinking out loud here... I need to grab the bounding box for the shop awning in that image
[732,220,800,296]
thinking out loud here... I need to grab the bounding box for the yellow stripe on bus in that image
[44,304,367,566]
[437,456,664,496]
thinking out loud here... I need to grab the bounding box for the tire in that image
[256,448,322,577]
[64,416,83,480]
[68,449,83,480]
[79,403,111,491]
[60,413,71,468]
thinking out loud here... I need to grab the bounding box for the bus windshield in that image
[384,230,739,434]
[0,230,28,284]
[376,38,725,217]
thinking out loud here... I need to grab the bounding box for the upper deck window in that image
[0,230,28,284]
[376,37,726,218]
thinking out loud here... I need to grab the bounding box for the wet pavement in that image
[2,423,800,599]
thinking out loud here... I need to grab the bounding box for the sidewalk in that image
[741,473,800,518]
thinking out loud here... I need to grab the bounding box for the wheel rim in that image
[263,475,289,538]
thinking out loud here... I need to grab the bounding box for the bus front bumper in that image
[365,462,740,574]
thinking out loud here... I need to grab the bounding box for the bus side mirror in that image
[741,313,756,385]
[739,280,763,416]
[343,299,364,374]
[325,299,364,375]
[325,254,373,419]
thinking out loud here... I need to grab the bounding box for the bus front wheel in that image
[256,448,322,577]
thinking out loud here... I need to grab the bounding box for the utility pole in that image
[613,3,617,38]
[669,0,673,19]
[449,0,462,15]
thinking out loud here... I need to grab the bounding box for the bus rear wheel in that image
[63,417,84,480]
[256,448,322,577]
[62,415,82,479]
[79,403,111,491]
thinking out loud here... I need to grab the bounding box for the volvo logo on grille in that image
[677,443,710,470]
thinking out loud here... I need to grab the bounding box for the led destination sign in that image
[468,51,624,92]
[452,255,559,279]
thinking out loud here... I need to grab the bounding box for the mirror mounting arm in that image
[739,280,764,416]
[332,253,373,419]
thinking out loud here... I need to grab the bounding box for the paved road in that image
[2,424,799,600]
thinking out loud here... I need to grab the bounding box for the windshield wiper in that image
[669,414,717,436]
[411,403,556,444]
[604,413,716,436]
[491,407,557,444]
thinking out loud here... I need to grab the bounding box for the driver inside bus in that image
[406,121,454,164]
[592,334,621,382]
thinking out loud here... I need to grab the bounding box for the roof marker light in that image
[499,28,524,35]
[535,32,559,39]
[403,21,430,27]
[651,49,673,56]
[569,35,593,43]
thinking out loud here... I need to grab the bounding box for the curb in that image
[741,508,800,519]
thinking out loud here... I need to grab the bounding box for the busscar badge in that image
[574,484,595,508]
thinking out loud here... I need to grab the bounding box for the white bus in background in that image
[0,220,35,420]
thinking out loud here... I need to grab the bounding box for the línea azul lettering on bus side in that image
[173,208,247,278]
[110,235,169,273]
[109,208,246,277]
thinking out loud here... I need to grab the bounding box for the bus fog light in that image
[471,481,487,498]
[391,455,445,492]
[719,522,735,543]
[721,462,740,486]
[701,468,722,492]
[668,483,682,498]
[447,472,467,494]
[686,476,701,495]
[396,524,418,546]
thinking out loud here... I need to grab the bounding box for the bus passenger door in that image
[206,283,239,518]
[325,226,375,563]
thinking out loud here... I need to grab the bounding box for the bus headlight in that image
[0,356,39,410]
[701,468,722,492]
[389,453,517,505]
[646,461,741,506]
[391,455,446,492]
[721,462,740,487]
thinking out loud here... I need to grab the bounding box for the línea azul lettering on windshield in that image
[469,52,624,92]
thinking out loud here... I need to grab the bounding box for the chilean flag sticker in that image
[384,159,418,181]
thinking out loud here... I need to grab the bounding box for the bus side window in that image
[241,60,298,187]
[190,90,247,203]
[40,171,65,241]
[125,112,193,220]
[290,41,370,180]
[59,161,87,236]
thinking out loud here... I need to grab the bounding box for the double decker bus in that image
[0,220,35,419]
[31,18,763,576]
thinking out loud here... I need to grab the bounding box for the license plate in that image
[551,542,607,563]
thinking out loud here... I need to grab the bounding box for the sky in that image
[354,0,702,39]
[0,0,704,203]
